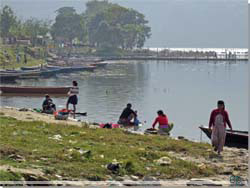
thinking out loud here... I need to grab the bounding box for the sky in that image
[0,0,248,48]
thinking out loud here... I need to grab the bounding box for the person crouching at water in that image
[42,94,56,114]
[152,110,169,135]
[66,81,79,118]
[118,103,137,125]
[209,100,232,155]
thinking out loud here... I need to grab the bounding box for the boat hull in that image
[0,86,71,95]
[58,66,96,73]
[90,63,107,67]
[199,126,248,149]
[20,66,41,71]
[0,73,20,82]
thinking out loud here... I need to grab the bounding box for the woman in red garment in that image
[152,110,169,135]
[209,100,233,155]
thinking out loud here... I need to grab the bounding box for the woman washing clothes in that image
[152,110,170,135]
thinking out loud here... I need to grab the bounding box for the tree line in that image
[0,0,151,50]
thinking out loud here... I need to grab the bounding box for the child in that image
[133,110,141,131]
[66,81,79,118]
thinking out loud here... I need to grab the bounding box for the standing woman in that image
[209,100,232,155]
[152,110,169,135]
[66,81,79,118]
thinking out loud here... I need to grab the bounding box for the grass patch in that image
[0,45,45,69]
[0,116,217,181]
[0,170,22,181]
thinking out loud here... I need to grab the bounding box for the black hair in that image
[217,100,225,105]
[217,100,225,110]
[127,103,132,108]
[157,110,166,116]
[73,81,78,86]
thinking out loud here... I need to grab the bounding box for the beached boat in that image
[20,65,41,71]
[90,62,108,67]
[1,70,43,79]
[199,126,248,149]
[75,66,96,71]
[57,66,96,73]
[0,86,71,95]
[0,69,22,74]
[19,71,41,79]
[40,68,62,77]
[19,75,40,79]
[0,73,20,82]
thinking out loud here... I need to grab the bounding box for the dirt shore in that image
[0,106,84,127]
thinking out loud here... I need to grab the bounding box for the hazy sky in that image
[0,0,247,48]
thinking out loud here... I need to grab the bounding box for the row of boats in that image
[0,62,107,82]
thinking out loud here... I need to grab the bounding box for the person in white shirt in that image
[66,81,79,118]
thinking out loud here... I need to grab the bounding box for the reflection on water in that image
[0,60,247,141]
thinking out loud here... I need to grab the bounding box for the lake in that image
[0,60,248,141]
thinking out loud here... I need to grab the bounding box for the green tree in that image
[51,7,86,44]
[22,18,50,45]
[0,5,17,43]
[85,0,110,17]
[9,19,24,39]
[85,1,151,50]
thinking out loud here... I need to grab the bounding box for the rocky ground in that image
[0,107,248,186]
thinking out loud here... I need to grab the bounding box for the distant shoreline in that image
[102,56,248,62]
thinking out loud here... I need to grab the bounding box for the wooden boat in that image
[58,66,96,73]
[0,69,22,74]
[20,65,41,71]
[40,68,61,77]
[75,66,96,71]
[19,75,40,79]
[1,70,48,81]
[19,71,41,79]
[0,86,71,95]
[199,126,248,149]
[46,65,61,69]
[90,62,108,67]
[0,73,20,82]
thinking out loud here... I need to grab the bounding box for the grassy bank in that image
[0,45,45,69]
[0,115,220,181]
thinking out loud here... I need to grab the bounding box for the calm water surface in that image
[0,60,248,141]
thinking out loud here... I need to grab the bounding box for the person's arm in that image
[209,111,214,129]
[119,109,125,119]
[152,117,158,129]
[225,111,232,130]
[131,110,137,117]
[68,88,72,96]
[42,100,48,110]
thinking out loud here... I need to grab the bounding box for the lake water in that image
[0,60,248,141]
